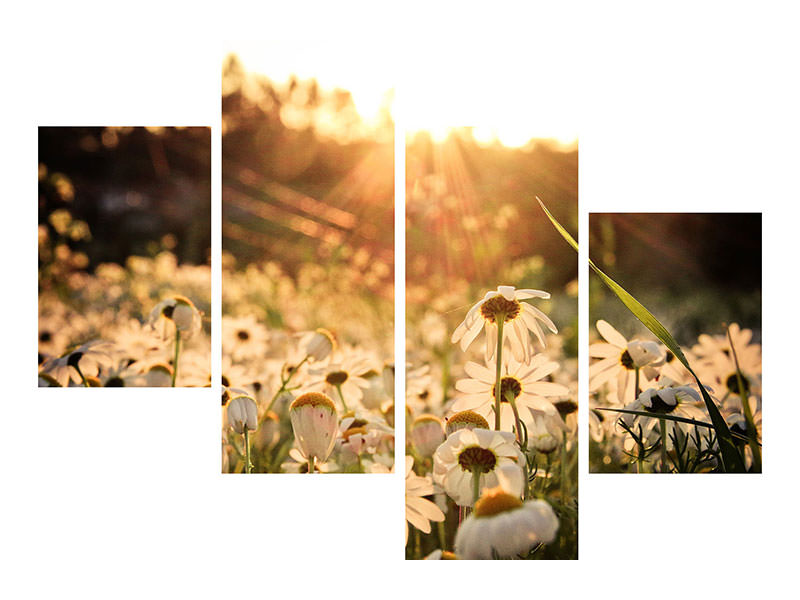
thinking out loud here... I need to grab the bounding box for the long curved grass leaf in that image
[538,198,746,472]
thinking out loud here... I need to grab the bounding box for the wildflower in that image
[227,393,258,434]
[289,392,339,471]
[410,414,446,457]
[148,295,202,339]
[589,320,664,403]
[452,355,569,433]
[451,285,556,364]
[446,410,490,435]
[306,352,372,410]
[40,340,116,387]
[406,456,446,544]
[454,487,559,559]
[433,428,524,507]
[300,328,336,362]
[222,315,269,362]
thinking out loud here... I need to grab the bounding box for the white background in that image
[2,1,797,598]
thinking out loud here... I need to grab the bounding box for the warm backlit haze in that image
[400,44,579,148]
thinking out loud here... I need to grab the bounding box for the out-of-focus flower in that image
[433,428,524,507]
[454,487,559,559]
[306,352,372,408]
[149,295,202,339]
[405,456,445,544]
[289,392,339,464]
[300,328,336,362]
[222,315,269,362]
[40,340,116,386]
[227,393,258,434]
[410,414,446,457]
[451,285,556,364]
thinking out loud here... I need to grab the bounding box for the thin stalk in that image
[506,391,525,447]
[560,430,569,505]
[726,326,761,472]
[266,354,309,412]
[335,384,349,413]
[171,326,181,387]
[243,429,251,474]
[436,520,447,552]
[494,318,505,430]
[634,366,640,398]
[308,454,315,474]
[659,418,668,473]
[74,364,90,388]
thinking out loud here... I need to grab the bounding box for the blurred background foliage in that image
[589,213,761,343]
[406,130,578,358]
[221,54,394,347]
[38,126,211,288]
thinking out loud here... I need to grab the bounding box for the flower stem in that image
[335,384,349,413]
[171,326,181,387]
[308,454,315,474]
[560,430,569,505]
[507,392,525,447]
[494,318,505,430]
[659,417,668,473]
[471,467,482,505]
[266,354,309,412]
[74,364,90,388]
[634,366,640,399]
[244,429,251,474]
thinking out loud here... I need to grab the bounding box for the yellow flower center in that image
[480,296,521,323]
[291,392,336,412]
[447,410,490,429]
[473,488,524,517]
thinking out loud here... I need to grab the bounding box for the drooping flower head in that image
[149,295,202,340]
[289,392,339,464]
[451,286,557,364]
[227,393,258,434]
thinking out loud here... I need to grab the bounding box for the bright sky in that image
[229,39,579,148]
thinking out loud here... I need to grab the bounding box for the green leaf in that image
[538,198,746,472]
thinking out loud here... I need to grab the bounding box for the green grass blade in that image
[538,199,746,472]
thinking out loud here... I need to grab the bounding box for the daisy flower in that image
[620,378,711,451]
[148,295,203,340]
[406,456,446,544]
[222,315,269,363]
[289,392,339,471]
[589,320,664,404]
[433,428,524,507]
[454,486,559,559]
[305,351,372,411]
[451,355,570,433]
[40,340,116,386]
[451,285,556,364]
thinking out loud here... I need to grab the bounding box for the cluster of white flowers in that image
[220,258,395,474]
[589,320,762,473]
[406,285,577,560]
[38,252,210,387]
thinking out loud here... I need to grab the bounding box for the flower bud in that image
[290,392,338,463]
[410,414,446,457]
[228,394,258,434]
